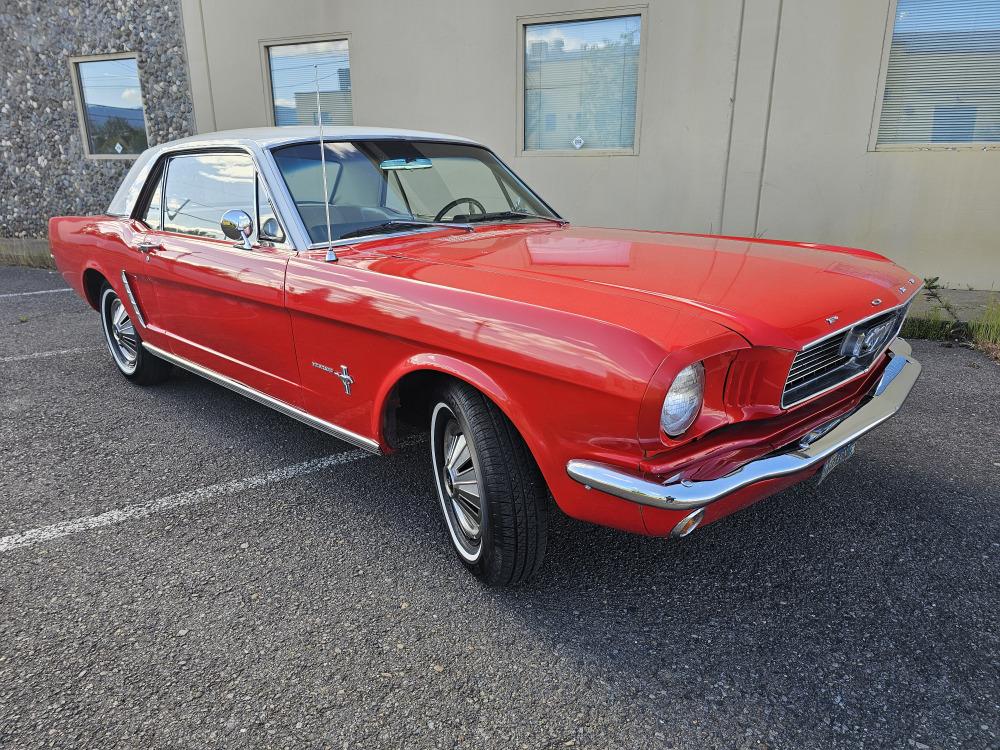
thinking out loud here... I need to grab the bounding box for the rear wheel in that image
[430,381,548,585]
[99,283,172,385]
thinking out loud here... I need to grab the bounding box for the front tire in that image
[430,381,549,585]
[99,283,172,385]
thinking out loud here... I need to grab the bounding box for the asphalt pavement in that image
[1,265,997,749]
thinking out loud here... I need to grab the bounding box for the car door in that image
[139,150,301,406]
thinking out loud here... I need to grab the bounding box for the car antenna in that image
[315,65,337,262]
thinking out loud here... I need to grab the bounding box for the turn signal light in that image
[670,508,705,538]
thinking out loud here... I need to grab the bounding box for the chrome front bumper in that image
[566,338,921,512]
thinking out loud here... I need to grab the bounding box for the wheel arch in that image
[81,265,111,311]
[374,355,544,463]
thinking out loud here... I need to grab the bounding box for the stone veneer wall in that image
[0,1,196,245]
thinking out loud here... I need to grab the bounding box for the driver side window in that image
[162,152,255,240]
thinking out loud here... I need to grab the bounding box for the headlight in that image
[660,362,705,436]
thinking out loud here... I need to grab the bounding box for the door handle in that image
[137,242,161,254]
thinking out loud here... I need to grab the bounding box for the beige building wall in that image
[179,0,998,289]
[756,1,999,290]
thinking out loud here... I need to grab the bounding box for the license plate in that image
[818,442,856,484]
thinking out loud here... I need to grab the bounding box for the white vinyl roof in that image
[107,126,483,219]
[154,126,480,150]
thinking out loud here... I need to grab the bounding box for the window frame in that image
[515,6,648,158]
[869,0,1000,152]
[133,147,293,252]
[68,52,150,160]
[141,170,166,231]
[264,138,561,250]
[259,31,354,127]
[256,173,288,245]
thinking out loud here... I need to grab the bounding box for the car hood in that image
[363,224,920,350]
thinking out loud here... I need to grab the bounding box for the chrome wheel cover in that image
[101,288,139,374]
[431,402,484,562]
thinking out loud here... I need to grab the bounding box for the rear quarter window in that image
[141,173,163,230]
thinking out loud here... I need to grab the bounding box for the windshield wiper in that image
[337,219,473,241]
[461,211,567,225]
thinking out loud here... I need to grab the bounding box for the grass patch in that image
[0,251,56,269]
[901,307,957,340]
[969,300,1000,360]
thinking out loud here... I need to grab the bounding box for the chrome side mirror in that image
[220,209,253,249]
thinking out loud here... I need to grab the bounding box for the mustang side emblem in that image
[311,362,355,395]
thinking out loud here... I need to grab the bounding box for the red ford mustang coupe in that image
[50,127,922,585]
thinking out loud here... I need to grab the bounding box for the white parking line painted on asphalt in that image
[0,288,72,299]
[0,448,377,553]
[0,347,103,363]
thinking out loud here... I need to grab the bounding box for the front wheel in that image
[430,381,549,585]
[100,283,172,385]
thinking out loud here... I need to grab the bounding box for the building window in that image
[266,39,353,126]
[71,55,148,157]
[520,12,643,154]
[875,0,1000,148]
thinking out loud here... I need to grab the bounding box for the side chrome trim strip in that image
[141,342,381,454]
[119,271,147,328]
[566,338,920,512]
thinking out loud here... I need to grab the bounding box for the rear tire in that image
[99,283,172,385]
[430,381,549,586]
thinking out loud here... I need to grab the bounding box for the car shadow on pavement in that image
[132,357,994,749]
[366,436,993,748]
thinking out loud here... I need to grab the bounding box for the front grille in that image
[785,332,851,391]
[781,304,910,408]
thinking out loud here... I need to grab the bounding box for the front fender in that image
[371,351,659,535]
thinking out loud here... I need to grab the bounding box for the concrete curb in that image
[909,288,999,327]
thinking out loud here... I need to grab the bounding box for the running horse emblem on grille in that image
[844,316,898,359]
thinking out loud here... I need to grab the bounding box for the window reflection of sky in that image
[269,40,351,124]
[77,58,143,109]
[895,0,1000,31]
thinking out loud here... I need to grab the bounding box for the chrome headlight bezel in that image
[660,362,705,437]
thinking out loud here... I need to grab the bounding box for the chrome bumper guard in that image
[566,338,921,512]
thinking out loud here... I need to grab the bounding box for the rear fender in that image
[49,216,137,309]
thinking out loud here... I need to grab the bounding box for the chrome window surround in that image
[116,134,562,253]
[265,138,564,251]
[780,291,919,409]
[255,173,287,245]
[134,146,294,252]
[127,140,308,250]
[306,225,468,250]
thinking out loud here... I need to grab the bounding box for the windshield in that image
[271,140,559,244]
